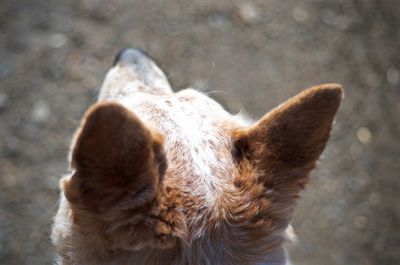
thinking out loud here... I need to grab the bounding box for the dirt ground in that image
[1,0,399,264]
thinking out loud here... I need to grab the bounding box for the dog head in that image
[52,49,342,265]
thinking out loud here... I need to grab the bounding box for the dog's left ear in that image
[63,102,166,213]
[232,84,343,223]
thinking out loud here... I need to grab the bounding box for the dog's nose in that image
[105,48,172,95]
[113,48,152,66]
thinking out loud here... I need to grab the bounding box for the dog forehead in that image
[118,89,231,133]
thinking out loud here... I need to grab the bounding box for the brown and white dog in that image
[51,48,343,265]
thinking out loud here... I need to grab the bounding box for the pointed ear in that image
[63,102,166,213]
[233,83,343,193]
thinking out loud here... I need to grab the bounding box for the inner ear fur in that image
[63,101,166,213]
[233,83,343,185]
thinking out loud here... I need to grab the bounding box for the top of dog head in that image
[52,48,342,265]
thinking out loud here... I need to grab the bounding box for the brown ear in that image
[63,102,166,213]
[232,84,343,218]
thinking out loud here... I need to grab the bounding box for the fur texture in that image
[52,48,342,265]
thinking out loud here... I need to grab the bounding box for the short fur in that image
[52,48,342,265]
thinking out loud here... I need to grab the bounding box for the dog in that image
[51,48,342,265]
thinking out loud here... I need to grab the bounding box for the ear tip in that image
[299,83,344,112]
[82,101,138,128]
[86,101,128,119]
[312,83,344,101]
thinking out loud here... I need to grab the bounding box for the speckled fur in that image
[52,50,342,265]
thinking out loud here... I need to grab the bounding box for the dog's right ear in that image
[231,84,342,229]
[63,102,166,214]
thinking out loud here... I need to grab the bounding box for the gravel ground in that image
[0,0,399,264]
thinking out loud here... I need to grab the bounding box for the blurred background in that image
[0,0,399,264]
